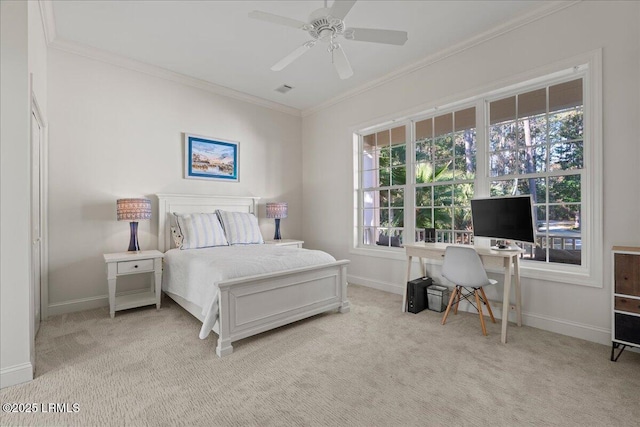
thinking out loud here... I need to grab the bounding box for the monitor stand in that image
[492,240,519,251]
[492,245,519,251]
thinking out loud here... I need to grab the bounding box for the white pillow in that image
[216,210,264,245]
[173,213,229,249]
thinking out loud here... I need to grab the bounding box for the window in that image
[361,124,408,248]
[354,54,601,286]
[488,79,584,265]
[414,107,476,244]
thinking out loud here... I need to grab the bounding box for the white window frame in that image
[411,104,478,245]
[355,121,411,254]
[352,50,602,287]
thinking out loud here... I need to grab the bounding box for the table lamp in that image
[266,202,287,240]
[117,198,151,252]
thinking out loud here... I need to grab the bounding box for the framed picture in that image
[184,133,239,182]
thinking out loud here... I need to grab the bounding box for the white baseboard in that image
[348,275,611,346]
[48,294,108,316]
[348,274,404,295]
[521,311,611,346]
[0,362,33,389]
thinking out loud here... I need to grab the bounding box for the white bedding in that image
[162,244,336,339]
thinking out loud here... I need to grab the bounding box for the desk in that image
[403,243,522,344]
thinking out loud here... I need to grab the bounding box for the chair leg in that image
[453,287,461,315]
[479,287,496,323]
[475,290,488,336]
[441,286,459,325]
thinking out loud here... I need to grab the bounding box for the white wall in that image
[46,49,303,312]
[302,1,640,344]
[1,1,35,388]
[1,0,48,390]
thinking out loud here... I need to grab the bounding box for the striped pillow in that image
[216,210,264,245]
[173,213,229,249]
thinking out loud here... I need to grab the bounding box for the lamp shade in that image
[266,202,288,219]
[117,198,151,221]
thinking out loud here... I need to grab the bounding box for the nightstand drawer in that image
[117,259,154,274]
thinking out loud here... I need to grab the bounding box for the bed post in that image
[215,286,234,357]
[339,264,350,313]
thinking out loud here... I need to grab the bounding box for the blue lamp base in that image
[128,221,141,252]
[273,218,282,240]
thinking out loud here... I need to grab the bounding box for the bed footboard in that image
[215,260,349,357]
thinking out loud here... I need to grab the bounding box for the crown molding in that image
[38,0,57,45]
[48,39,302,117]
[301,0,581,117]
[39,1,300,118]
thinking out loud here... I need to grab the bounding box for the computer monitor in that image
[470,195,536,244]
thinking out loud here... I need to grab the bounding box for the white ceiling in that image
[50,1,560,113]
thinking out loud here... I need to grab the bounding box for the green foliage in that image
[365,89,585,255]
[415,158,475,232]
[488,107,583,227]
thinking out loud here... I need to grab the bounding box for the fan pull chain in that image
[328,34,338,64]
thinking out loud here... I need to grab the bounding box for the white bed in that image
[156,194,350,357]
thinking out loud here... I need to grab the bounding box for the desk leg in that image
[419,258,426,278]
[513,256,522,327]
[402,255,412,312]
[501,258,513,344]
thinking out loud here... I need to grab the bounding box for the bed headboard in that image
[155,194,260,252]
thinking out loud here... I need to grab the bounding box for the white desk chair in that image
[441,246,497,335]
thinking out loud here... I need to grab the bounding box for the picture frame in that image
[184,133,239,182]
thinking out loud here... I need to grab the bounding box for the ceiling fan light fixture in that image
[249,0,408,79]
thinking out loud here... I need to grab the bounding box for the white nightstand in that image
[103,250,164,318]
[264,239,304,248]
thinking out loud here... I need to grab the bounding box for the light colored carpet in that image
[1,284,639,426]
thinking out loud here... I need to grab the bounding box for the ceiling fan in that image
[248,0,408,80]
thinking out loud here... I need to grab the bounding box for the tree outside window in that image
[361,125,407,248]
[488,79,584,265]
[415,107,475,244]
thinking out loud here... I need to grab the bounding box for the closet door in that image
[31,110,42,337]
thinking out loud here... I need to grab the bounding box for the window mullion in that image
[407,122,416,244]
[476,99,489,198]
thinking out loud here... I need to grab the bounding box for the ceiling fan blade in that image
[248,10,307,29]
[330,0,357,20]
[344,28,408,45]
[332,45,353,80]
[271,41,316,71]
